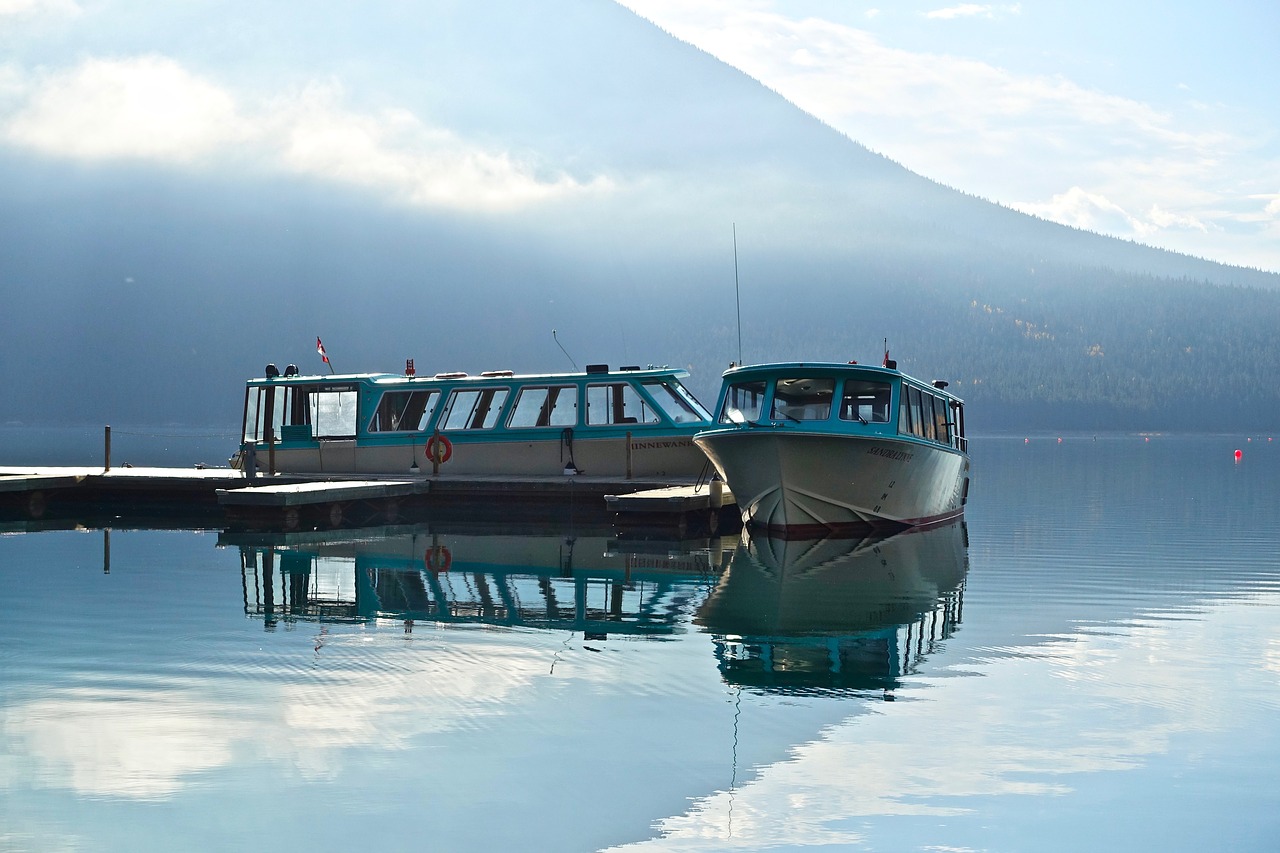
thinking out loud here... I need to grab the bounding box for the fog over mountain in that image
[3,0,1277,436]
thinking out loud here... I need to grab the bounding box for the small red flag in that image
[317,337,329,364]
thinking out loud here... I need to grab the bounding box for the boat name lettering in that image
[630,439,694,451]
[867,447,914,462]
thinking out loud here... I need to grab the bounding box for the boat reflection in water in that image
[696,519,969,695]
[226,518,968,694]
[226,525,730,639]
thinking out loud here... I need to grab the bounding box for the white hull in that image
[261,434,707,479]
[695,430,968,536]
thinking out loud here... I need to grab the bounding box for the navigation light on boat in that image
[284,364,299,377]
[406,359,416,376]
[265,364,280,379]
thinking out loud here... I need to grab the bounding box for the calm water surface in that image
[2,435,1279,851]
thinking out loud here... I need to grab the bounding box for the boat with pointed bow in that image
[693,359,969,536]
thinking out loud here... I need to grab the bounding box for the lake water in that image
[2,434,1279,851]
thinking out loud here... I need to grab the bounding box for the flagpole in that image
[317,337,335,374]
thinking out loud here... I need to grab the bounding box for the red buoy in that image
[1234,449,1243,462]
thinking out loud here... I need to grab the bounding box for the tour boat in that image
[235,362,715,477]
[693,359,969,536]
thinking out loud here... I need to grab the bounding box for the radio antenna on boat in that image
[552,329,578,370]
[733,223,742,364]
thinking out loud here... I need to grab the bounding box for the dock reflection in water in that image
[697,520,969,694]
[227,519,968,695]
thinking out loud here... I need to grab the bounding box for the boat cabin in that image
[711,362,967,453]
[237,363,716,477]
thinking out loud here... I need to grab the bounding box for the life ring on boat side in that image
[425,545,452,572]
[425,435,453,464]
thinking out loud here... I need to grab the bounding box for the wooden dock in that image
[606,481,737,537]
[0,465,739,535]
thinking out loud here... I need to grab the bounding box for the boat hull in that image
[694,430,968,536]
[260,433,707,478]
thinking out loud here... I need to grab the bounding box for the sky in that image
[615,0,1280,273]
[2,0,1276,273]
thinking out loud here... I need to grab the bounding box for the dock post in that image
[103,528,111,574]
[267,427,276,476]
[625,431,633,479]
[432,429,441,475]
[104,425,111,472]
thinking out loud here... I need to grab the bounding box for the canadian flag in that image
[317,337,329,364]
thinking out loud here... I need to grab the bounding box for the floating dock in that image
[0,465,738,535]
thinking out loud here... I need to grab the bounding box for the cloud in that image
[265,83,609,210]
[0,56,608,211]
[1011,187,1217,240]
[0,634,555,799]
[5,56,248,162]
[0,0,80,17]
[923,3,1021,20]
[925,4,993,20]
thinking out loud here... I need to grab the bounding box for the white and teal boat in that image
[235,362,715,477]
[694,359,970,536]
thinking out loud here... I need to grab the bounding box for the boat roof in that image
[247,364,691,385]
[719,361,964,402]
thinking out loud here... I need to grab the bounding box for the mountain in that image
[2,0,1277,438]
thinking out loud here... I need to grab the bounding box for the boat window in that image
[586,382,660,426]
[907,386,925,438]
[369,389,440,432]
[934,396,951,443]
[898,388,912,435]
[439,387,509,431]
[920,393,937,441]
[719,380,767,424]
[243,387,263,442]
[507,385,578,428]
[839,379,892,423]
[772,377,834,421]
[308,386,359,438]
[641,380,711,423]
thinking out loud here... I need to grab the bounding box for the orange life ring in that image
[425,544,452,572]
[425,435,453,464]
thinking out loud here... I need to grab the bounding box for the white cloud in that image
[1014,187,1145,235]
[0,633,555,799]
[265,83,609,210]
[925,4,994,20]
[1012,188,1218,240]
[924,3,1021,20]
[0,0,80,17]
[0,56,608,212]
[5,56,248,163]
[3,690,237,799]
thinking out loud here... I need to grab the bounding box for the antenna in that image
[733,223,742,364]
[552,329,578,370]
